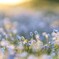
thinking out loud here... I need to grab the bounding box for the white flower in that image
[17,35,21,40]
[52,37,56,40]
[52,31,59,45]
[42,32,48,39]
[32,40,43,52]
[52,31,59,38]
[3,32,6,36]
[30,39,36,44]
[30,32,33,36]
[42,32,47,36]
[7,45,15,50]
[35,34,40,39]
[20,52,28,57]
[0,40,9,47]
[54,40,59,45]
[12,29,17,34]
[8,48,15,55]
[52,32,56,37]
[17,44,24,50]
[28,55,38,59]
[51,52,55,57]
[39,54,52,59]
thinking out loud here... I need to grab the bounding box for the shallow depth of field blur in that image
[0,0,59,59]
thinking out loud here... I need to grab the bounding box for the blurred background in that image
[0,0,59,38]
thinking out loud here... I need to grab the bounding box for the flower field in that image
[0,0,59,59]
[0,17,59,59]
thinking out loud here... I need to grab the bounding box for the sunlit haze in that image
[0,0,30,5]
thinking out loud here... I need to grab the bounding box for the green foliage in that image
[32,0,59,7]
[48,0,59,3]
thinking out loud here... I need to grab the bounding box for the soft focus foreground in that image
[0,17,59,59]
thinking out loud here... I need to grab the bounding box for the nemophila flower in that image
[30,32,33,37]
[30,38,36,44]
[34,31,40,39]
[44,44,49,49]
[28,41,32,46]
[34,31,38,35]
[7,44,15,50]
[29,40,35,49]
[51,52,55,58]
[53,29,58,33]
[17,35,21,40]
[8,49,15,55]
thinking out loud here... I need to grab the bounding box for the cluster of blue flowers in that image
[0,18,58,59]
